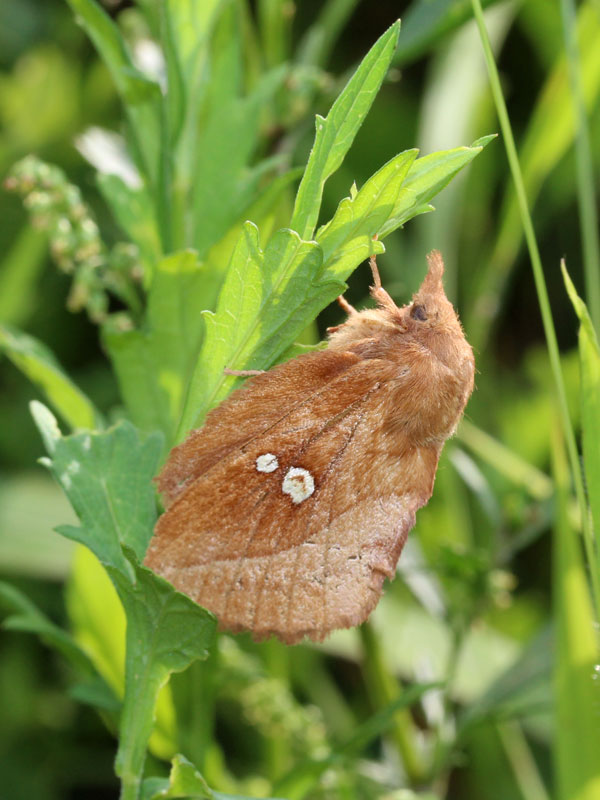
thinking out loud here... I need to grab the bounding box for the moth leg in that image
[223,367,266,376]
[336,294,357,316]
[327,294,357,333]
[369,254,382,290]
[368,253,398,314]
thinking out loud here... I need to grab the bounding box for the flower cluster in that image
[5,156,143,323]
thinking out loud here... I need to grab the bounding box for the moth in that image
[144,251,474,644]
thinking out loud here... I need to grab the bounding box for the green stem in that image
[559,0,600,335]
[263,639,291,780]
[470,0,600,623]
[115,621,166,800]
[359,621,427,784]
[171,656,217,774]
[116,664,159,800]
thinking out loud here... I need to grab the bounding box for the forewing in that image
[157,350,362,506]
[145,350,441,643]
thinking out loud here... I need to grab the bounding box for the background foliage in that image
[1,1,599,799]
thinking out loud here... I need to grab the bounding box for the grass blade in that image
[559,0,600,333]
[562,264,600,582]
[467,1,600,348]
[552,424,600,800]
[470,0,600,622]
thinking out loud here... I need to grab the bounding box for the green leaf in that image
[0,324,101,430]
[103,250,207,441]
[31,402,216,792]
[291,20,401,240]
[378,135,496,237]
[316,149,418,280]
[177,223,343,436]
[65,0,157,103]
[111,557,216,676]
[143,754,214,799]
[143,754,284,799]
[66,544,127,695]
[562,265,600,576]
[312,137,494,288]
[110,558,216,791]
[200,166,305,312]
[31,404,163,576]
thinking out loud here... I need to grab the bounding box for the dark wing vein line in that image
[319,403,368,636]
[167,484,270,614]
[241,395,369,633]
[218,394,370,625]
[249,401,368,635]
[167,356,369,490]
[219,487,278,619]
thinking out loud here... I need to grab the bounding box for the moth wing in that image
[157,350,362,506]
[145,349,441,643]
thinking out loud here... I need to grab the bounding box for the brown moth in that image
[144,251,474,644]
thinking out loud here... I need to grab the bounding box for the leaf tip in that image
[561,259,581,310]
[30,401,62,455]
[390,18,401,39]
[471,133,498,149]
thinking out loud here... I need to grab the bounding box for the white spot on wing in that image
[282,467,315,504]
[256,453,279,473]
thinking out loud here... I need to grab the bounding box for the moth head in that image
[403,251,459,331]
[328,250,472,379]
[403,250,474,376]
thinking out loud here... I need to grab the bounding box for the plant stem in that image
[114,611,167,800]
[559,0,600,335]
[359,621,427,784]
[171,656,217,775]
[470,0,600,623]
[263,638,291,781]
[115,661,159,800]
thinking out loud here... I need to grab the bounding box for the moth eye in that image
[410,304,427,321]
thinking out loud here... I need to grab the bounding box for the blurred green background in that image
[1,0,599,798]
